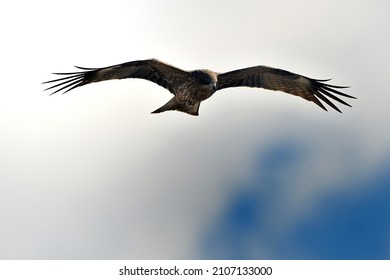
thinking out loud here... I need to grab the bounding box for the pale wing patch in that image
[297,76,311,86]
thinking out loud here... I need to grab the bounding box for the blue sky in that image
[0,0,389,259]
[203,142,390,259]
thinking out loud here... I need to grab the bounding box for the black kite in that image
[44,59,355,116]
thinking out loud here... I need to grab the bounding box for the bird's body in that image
[44,59,355,115]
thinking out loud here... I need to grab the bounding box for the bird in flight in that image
[43,59,355,116]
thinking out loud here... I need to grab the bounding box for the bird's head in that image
[191,70,218,91]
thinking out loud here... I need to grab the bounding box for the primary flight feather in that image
[43,59,355,116]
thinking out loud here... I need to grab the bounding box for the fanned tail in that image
[151,97,200,116]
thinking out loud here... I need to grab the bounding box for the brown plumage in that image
[43,59,355,116]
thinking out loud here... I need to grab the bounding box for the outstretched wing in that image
[43,59,189,95]
[216,65,355,112]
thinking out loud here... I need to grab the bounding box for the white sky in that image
[0,0,389,259]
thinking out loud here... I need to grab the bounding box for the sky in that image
[0,0,389,259]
